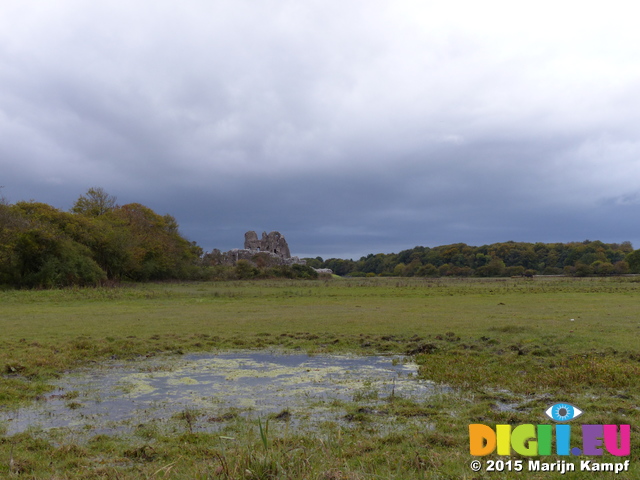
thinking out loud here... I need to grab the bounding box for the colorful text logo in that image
[469,403,630,457]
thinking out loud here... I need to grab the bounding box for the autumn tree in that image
[2,202,105,287]
[108,203,201,281]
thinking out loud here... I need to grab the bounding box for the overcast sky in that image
[2,1,639,259]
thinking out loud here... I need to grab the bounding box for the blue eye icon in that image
[545,403,583,422]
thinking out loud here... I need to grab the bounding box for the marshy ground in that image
[0,277,639,478]
[1,351,438,438]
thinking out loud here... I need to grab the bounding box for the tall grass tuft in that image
[258,417,269,452]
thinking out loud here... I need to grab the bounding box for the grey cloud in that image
[2,1,640,259]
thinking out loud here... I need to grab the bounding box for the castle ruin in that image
[243,231,291,258]
[208,231,305,266]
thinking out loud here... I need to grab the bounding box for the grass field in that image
[0,277,638,479]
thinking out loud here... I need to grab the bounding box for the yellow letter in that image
[496,425,512,455]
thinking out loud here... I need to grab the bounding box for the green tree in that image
[72,187,117,216]
[235,259,258,279]
[303,257,323,269]
[614,260,630,275]
[392,263,405,276]
[574,262,594,277]
[10,219,105,288]
[505,265,525,276]
[0,202,109,287]
[323,258,355,276]
[438,263,451,276]
[475,258,506,277]
[592,261,614,276]
[626,250,640,273]
[416,263,439,277]
[292,264,318,279]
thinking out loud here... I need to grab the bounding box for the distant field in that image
[1,277,638,478]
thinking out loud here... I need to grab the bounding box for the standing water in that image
[1,351,443,437]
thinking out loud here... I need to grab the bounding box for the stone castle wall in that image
[208,231,305,266]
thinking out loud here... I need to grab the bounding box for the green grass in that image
[1,276,639,478]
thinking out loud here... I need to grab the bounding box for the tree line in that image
[0,188,204,287]
[2,187,639,287]
[0,188,318,288]
[307,240,640,278]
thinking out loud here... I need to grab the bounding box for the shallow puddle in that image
[1,351,442,437]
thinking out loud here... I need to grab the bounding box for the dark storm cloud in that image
[2,1,640,258]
